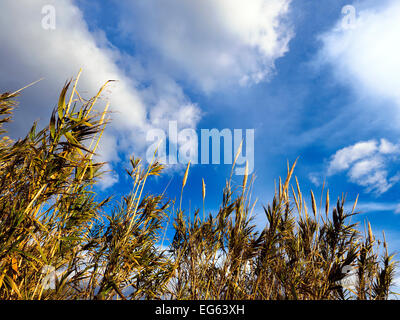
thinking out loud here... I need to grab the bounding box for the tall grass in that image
[0,75,396,300]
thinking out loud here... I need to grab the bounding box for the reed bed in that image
[0,75,396,300]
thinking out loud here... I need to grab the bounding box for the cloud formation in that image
[348,201,400,214]
[319,0,400,108]
[327,139,400,194]
[0,0,294,188]
[118,0,293,92]
[0,0,145,133]
[0,0,201,188]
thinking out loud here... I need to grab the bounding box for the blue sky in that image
[1,0,400,258]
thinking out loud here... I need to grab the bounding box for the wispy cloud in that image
[347,201,400,214]
[327,139,400,194]
[318,0,400,110]
[117,0,294,92]
[327,140,379,175]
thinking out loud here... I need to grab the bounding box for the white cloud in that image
[327,139,400,194]
[308,173,322,187]
[327,140,378,175]
[118,0,293,92]
[349,201,400,214]
[319,0,400,108]
[144,76,202,132]
[0,0,146,131]
[379,139,400,154]
[349,157,383,180]
[0,0,202,188]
